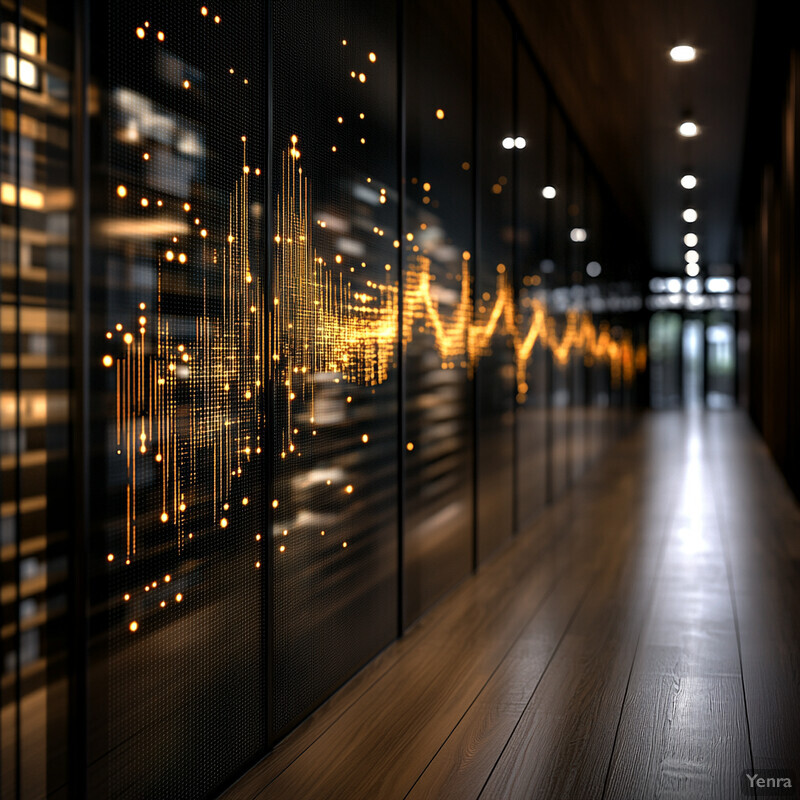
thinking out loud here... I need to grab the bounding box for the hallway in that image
[225,412,800,800]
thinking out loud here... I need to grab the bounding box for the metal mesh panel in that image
[88,4,266,797]
[270,0,399,737]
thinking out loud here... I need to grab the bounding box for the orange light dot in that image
[342,39,347,45]
[406,233,414,241]
[406,442,414,451]
[345,485,353,494]
[255,561,261,568]
[178,253,187,264]
[157,31,164,41]
[129,621,138,632]
[155,454,162,462]
[272,499,279,508]
[201,6,208,15]
[123,333,133,345]
[107,553,114,562]
[220,518,228,528]
[136,27,145,38]
[164,575,171,582]
[214,15,220,23]
[117,185,127,198]
[361,434,369,443]
[124,594,130,601]
[102,355,113,367]
[143,152,150,160]
[342,541,348,548]
[165,251,174,261]
[160,512,168,522]
[175,593,183,602]
[358,73,366,83]
[279,545,285,552]
[183,202,191,212]
[436,108,445,120]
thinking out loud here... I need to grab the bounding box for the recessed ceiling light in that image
[680,174,697,189]
[670,45,696,62]
[542,185,556,199]
[514,136,527,149]
[685,262,700,276]
[679,121,699,137]
[682,208,698,223]
[502,137,515,149]
[570,227,587,243]
[684,232,698,247]
[685,249,699,263]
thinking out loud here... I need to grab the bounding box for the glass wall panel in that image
[515,47,548,530]
[1,3,73,797]
[548,108,570,500]
[270,0,399,737]
[476,0,514,561]
[403,0,473,624]
[584,172,609,465]
[88,4,266,797]
[566,140,586,483]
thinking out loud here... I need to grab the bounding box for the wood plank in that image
[477,461,670,799]
[405,565,593,800]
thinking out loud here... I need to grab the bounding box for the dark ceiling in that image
[508,0,755,275]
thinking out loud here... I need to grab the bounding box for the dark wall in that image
[740,5,800,498]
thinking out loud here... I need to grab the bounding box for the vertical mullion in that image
[14,3,23,796]
[511,31,519,536]
[264,0,275,747]
[69,0,90,797]
[396,0,406,636]
[470,0,479,572]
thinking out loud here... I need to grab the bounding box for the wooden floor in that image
[223,411,800,800]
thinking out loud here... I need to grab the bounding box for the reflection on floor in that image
[224,411,800,800]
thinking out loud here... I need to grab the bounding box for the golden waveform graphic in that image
[105,136,642,631]
[272,138,639,410]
